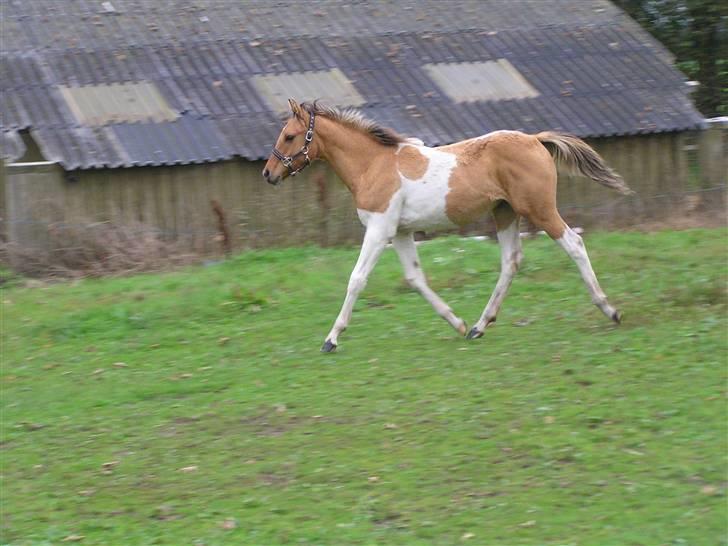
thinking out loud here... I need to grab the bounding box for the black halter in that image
[271,111,316,177]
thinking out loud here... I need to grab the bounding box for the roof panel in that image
[110,116,235,166]
[251,68,366,114]
[59,81,178,126]
[0,130,26,162]
[424,60,540,103]
[0,2,706,168]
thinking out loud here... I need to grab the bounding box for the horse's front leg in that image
[321,226,390,352]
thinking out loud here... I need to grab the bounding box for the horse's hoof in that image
[456,320,468,336]
[466,327,483,340]
[321,340,337,353]
[612,310,622,324]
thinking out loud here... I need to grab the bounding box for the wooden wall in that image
[3,129,725,255]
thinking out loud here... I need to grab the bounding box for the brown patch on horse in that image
[441,132,568,238]
[488,133,567,239]
[397,146,429,180]
[442,137,505,225]
[355,151,402,212]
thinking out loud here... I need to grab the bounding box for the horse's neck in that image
[317,119,392,197]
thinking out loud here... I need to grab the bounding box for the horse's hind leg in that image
[467,202,522,339]
[555,224,621,323]
[528,208,621,324]
[392,232,467,335]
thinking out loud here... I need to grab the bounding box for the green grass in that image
[2,229,727,546]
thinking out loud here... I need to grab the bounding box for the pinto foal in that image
[263,100,632,352]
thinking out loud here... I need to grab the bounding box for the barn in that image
[0,0,720,259]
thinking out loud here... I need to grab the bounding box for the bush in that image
[3,221,203,278]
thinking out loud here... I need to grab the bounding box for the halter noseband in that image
[271,110,316,177]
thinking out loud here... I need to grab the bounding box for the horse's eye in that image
[284,134,295,142]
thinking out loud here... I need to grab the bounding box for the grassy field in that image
[2,228,726,545]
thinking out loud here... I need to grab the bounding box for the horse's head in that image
[262,99,317,185]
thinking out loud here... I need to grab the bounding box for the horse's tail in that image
[536,132,634,195]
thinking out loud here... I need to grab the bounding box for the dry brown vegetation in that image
[2,220,202,278]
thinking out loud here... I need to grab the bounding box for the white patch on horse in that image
[397,145,458,231]
[474,129,520,141]
[403,137,425,146]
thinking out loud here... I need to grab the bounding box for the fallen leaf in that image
[384,423,398,430]
[461,532,475,540]
[62,535,85,542]
[113,362,128,368]
[220,518,237,529]
[518,520,536,528]
[701,485,718,495]
[543,416,555,424]
[180,465,198,473]
[368,476,380,483]
[155,504,177,521]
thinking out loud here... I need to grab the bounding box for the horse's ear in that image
[288,98,303,119]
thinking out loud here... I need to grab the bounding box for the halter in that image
[271,111,316,177]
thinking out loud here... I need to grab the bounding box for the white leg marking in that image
[472,219,523,334]
[392,232,466,335]
[556,227,619,321]
[323,227,390,349]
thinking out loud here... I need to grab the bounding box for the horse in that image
[263,99,633,352]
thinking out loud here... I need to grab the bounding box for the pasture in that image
[2,228,726,545]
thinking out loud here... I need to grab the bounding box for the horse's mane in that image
[300,101,404,147]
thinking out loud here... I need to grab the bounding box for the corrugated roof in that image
[0,0,635,51]
[0,0,706,169]
[423,60,540,103]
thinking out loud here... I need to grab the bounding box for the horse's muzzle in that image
[262,168,281,185]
